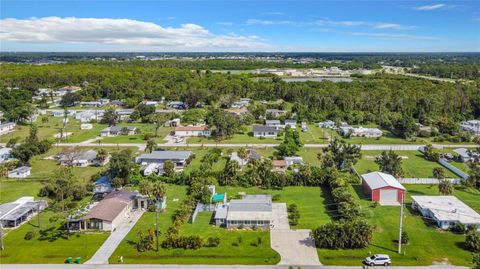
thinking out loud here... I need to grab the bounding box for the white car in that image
[364,254,391,266]
[174,137,184,143]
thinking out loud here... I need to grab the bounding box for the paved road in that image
[1,264,470,269]
[14,142,477,150]
[85,210,144,265]
[270,203,321,266]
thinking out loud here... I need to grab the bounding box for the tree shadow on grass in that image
[369,243,397,253]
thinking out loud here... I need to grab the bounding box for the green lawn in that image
[317,184,478,266]
[186,131,282,144]
[216,186,333,229]
[0,117,107,144]
[100,123,173,144]
[354,150,457,178]
[0,206,109,264]
[110,185,280,264]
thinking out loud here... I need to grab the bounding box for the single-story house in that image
[174,125,211,137]
[59,150,107,167]
[272,160,288,173]
[80,101,102,107]
[453,148,478,162]
[460,120,480,136]
[80,123,93,130]
[265,109,286,117]
[229,150,261,168]
[318,120,336,129]
[140,163,163,176]
[143,100,159,106]
[340,126,383,138]
[101,126,137,137]
[81,190,137,231]
[284,119,297,129]
[165,118,181,127]
[168,101,185,109]
[361,171,406,205]
[214,194,272,229]
[253,125,279,138]
[284,156,304,166]
[75,111,104,123]
[411,196,480,231]
[117,109,133,121]
[8,166,31,179]
[265,120,282,129]
[135,150,192,170]
[0,147,15,164]
[93,176,113,195]
[0,197,48,228]
[0,122,16,135]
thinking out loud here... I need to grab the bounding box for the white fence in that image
[397,178,461,184]
[190,202,215,223]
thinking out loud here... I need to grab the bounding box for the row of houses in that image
[460,120,480,136]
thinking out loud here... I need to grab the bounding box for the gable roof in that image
[175,125,208,131]
[84,190,135,222]
[253,125,278,133]
[361,171,406,190]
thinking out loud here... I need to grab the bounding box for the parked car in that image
[364,254,391,266]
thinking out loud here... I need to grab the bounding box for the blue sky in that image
[1,0,479,52]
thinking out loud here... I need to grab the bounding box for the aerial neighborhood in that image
[0,52,479,268]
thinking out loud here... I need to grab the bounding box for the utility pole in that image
[155,200,159,254]
[0,222,4,250]
[398,193,405,254]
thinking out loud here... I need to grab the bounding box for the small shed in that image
[361,172,406,205]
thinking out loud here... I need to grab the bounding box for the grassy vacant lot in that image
[0,203,109,264]
[100,123,174,144]
[354,150,457,178]
[187,130,282,145]
[318,184,478,266]
[0,117,107,144]
[110,184,280,264]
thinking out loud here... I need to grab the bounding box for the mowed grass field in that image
[354,150,457,178]
[0,117,107,144]
[100,124,174,144]
[318,184,479,266]
[110,184,280,264]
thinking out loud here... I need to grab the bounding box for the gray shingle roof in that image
[253,125,278,133]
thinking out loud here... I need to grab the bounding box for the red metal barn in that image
[361,172,406,205]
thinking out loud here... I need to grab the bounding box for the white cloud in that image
[245,19,297,26]
[217,22,234,26]
[247,18,416,30]
[262,12,285,16]
[414,4,447,10]
[350,32,437,40]
[0,17,269,50]
[374,23,417,30]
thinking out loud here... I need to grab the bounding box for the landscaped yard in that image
[186,130,282,145]
[110,184,280,264]
[317,183,478,266]
[0,204,109,263]
[354,150,457,178]
[100,123,174,144]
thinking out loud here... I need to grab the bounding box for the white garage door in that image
[379,189,398,205]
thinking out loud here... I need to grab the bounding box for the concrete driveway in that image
[270,203,321,266]
[85,210,144,265]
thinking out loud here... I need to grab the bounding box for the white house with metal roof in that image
[411,196,480,231]
[8,166,31,179]
[135,150,192,170]
[214,194,273,229]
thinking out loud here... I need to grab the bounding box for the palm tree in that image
[138,180,166,253]
[96,149,109,164]
[433,167,446,180]
[237,147,248,166]
[145,139,157,153]
[438,179,454,195]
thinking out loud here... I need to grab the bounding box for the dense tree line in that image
[1,63,479,125]
[412,63,480,80]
